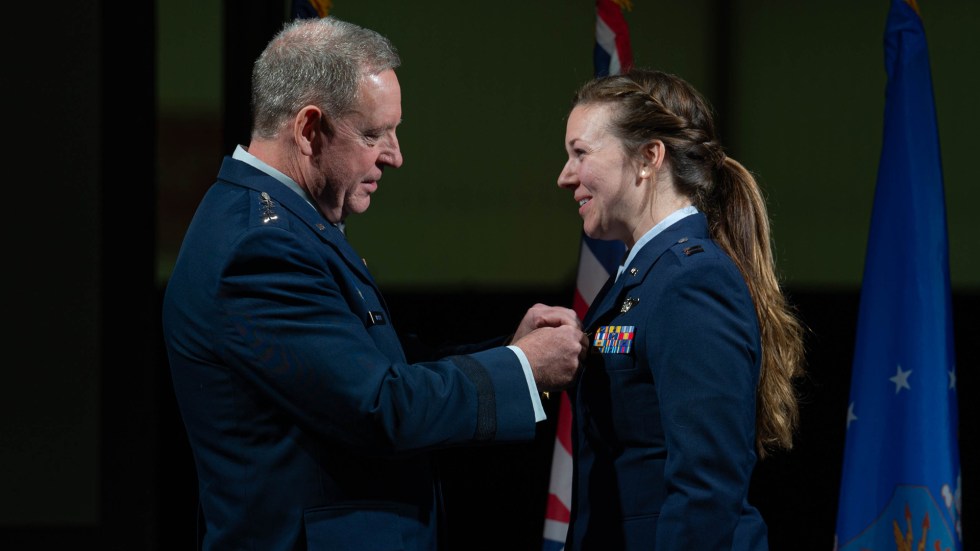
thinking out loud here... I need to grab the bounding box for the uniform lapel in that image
[583,273,624,330]
[582,213,712,332]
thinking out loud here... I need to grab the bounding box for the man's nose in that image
[381,136,403,168]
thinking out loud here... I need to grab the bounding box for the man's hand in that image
[510,303,581,344]
[513,324,588,392]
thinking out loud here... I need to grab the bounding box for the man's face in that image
[317,69,403,222]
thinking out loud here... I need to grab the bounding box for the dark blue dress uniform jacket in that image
[162,157,537,550]
[565,213,768,550]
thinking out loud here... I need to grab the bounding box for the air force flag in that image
[834,1,961,550]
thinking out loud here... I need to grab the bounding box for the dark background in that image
[2,1,976,550]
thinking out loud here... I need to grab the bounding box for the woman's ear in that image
[639,139,666,178]
[645,139,667,169]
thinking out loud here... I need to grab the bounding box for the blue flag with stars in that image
[834,1,961,550]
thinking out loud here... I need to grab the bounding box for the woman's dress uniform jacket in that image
[564,212,769,550]
[162,156,538,550]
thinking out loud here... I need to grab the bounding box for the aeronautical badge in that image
[620,297,639,313]
[259,192,278,223]
[593,325,635,354]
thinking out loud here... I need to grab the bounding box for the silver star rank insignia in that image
[259,192,278,224]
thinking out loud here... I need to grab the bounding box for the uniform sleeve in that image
[216,224,537,455]
[646,252,760,550]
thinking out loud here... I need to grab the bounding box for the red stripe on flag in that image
[572,289,590,321]
[545,492,571,523]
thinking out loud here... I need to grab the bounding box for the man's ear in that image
[294,106,324,157]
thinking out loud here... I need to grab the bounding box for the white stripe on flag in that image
[595,16,621,75]
[575,240,613,306]
[543,519,570,545]
[547,433,573,513]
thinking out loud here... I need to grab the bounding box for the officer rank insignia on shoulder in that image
[593,325,635,354]
[259,192,278,224]
[675,237,704,257]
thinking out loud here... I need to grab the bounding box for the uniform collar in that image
[233,145,322,216]
[616,205,699,282]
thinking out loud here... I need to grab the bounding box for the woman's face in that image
[558,104,645,246]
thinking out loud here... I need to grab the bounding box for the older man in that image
[161,15,585,551]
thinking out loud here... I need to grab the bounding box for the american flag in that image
[542,2,633,549]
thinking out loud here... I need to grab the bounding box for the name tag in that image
[593,325,635,354]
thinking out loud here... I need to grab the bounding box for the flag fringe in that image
[311,0,332,17]
[612,0,634,12]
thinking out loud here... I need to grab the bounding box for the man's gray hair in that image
[251,17,401,139]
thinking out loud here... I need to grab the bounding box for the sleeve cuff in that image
[507,345,547,423]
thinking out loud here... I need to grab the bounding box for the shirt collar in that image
[232,145,319,214]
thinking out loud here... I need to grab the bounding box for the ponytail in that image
[710,157,805,457]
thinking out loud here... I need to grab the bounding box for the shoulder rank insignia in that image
[260,192,278,223]
[593,325,635,354]
[682,244,704,256]
[620,297,639,313]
